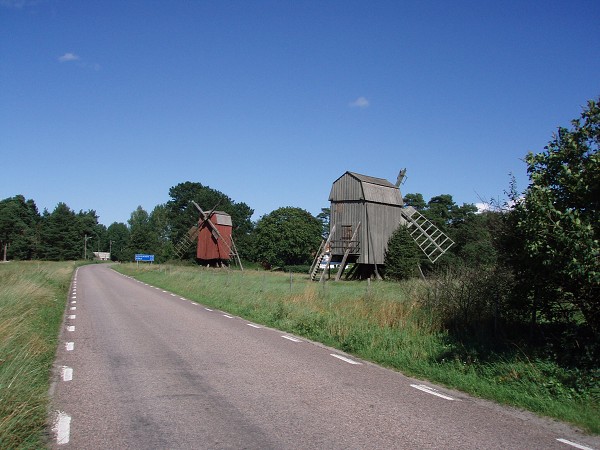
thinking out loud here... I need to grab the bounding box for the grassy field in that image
[0,261,78,449]
[117,263,599,434]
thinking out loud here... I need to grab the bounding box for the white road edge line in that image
[61,366,73,382]
[65,342,74,351]
[330,354,361,365]
[205,308,213,311]
[68,315,76,320]
[282,335,302,342]
[223,314,233,319]
[410,384,455,401]
[66,326,75,332]
[53,411,71,445]
[247,324,261,328]
[556,438,595,450]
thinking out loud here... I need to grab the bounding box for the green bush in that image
[384,226,422,280]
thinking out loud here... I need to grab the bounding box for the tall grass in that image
[0,261,77,449]
[117,263,599,434]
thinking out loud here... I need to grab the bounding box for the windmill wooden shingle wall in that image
[196,211,232,261]
[328,171,405,266]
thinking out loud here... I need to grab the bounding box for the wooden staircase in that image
[309,225,335,281]
[400,206,454,263]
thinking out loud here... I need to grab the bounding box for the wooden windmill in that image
[311,170,453,281]
[173,201,243,269]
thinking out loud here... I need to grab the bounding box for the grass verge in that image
[116,263,599,434]
[0,261,79,449]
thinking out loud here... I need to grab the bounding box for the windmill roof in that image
[329,171,403,205]
[348,172,397,188]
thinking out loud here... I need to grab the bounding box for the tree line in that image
[0,181,322,267]
[1,98,597,362]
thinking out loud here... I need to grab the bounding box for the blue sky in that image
[2,0,599,226]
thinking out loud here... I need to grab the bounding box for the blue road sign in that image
[135,254,155,262]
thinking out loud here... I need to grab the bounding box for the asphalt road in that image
[49,264,599,449]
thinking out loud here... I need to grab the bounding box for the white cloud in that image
[58,53,80,62]
[57,53,100,71]
[349,96,369,108]
[476,202,491,214]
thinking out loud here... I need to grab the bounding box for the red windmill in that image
[192,201,243,269]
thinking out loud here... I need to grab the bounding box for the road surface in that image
[49,264,599,449]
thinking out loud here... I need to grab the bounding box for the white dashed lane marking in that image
[68,315,76,320]
[247,323,261,329]
[53,411,71,445]
[65,342,74,351]
[330,354,361,365]
[282,335,302,343]
[223,314,233,319]
[61,366,73,382]
[67,326,75,332]
[410,384,455,401]
[556,438,595,450]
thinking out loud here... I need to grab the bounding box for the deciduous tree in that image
[127,206,157,259]
[107,222,130,261]
[511,98,599,331]
[253,207,322,267]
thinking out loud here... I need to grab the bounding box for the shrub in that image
[384,225,422,280]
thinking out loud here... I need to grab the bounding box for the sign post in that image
[134,254,155,266]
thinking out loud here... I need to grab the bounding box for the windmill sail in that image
[400,206,454,263]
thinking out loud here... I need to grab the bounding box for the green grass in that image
[0,261,79,449]
[117,263,599,434]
